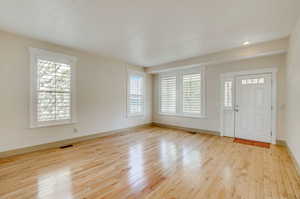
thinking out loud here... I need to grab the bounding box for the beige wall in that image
[0,31,152,152]
[286,18,300,165]
[146,38,288,73]
[153,54,286,139]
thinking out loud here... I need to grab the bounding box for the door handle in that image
[234,105,239,112]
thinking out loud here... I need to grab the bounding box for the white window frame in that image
[158,66,207,118]
[127,70,145,117]
[29,48,77,128]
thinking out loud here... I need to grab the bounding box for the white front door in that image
[235,74,272,143]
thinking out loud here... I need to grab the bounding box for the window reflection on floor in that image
[37,168,73,199]
[128,143,145,191]
[182,146,201,170]
[160,140,177,170]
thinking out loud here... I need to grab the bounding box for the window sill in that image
[30,120,77,128]
[158,113,208,119]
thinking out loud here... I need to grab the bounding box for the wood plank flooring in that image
[0,126,300,199]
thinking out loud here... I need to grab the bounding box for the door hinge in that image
[271,131,272,136]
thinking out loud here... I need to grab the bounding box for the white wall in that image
[153,54,286,139]
[0,31,152,152]
[286,18,300,165]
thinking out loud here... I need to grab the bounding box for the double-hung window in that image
[127,70,145,116]
[159,66,206,117]
[30,48,77,128]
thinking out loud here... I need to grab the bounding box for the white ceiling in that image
[0,0,299,67]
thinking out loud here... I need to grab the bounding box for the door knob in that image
[234,105,239,112]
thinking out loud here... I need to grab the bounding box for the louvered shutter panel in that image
[37,59,71,122]
[129,75,144,114]
[160,76,177,113]
[183,73,201,114]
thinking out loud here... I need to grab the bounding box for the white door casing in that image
[234,74,272,143]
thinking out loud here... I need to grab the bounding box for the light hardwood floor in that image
[0,126,300,199]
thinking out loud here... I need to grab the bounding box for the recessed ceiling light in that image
[243,41,250,46]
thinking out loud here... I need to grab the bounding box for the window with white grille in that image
[30,48,77,128]
[224,80,233,108]
[183,73,201,114]
[158,66,206,117]
[242,78,265,85]
[160,75,177,114]
[127,71,145,116]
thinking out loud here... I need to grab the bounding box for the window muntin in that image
[128,73,144,116]
[242,78,265,85]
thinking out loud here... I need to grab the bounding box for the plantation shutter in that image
[160,76,177,113]
[129,75,144,114]
[37,59,72,122]
[182,73,201,114]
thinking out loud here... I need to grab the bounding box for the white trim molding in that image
[220,67,278,144]
[29,48,77,128]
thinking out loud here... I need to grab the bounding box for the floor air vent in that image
[60,144,74,149]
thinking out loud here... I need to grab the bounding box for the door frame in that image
[220,68,278,144]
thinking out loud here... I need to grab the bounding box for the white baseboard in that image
[0,123,152,158]
[152,122,220,136]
